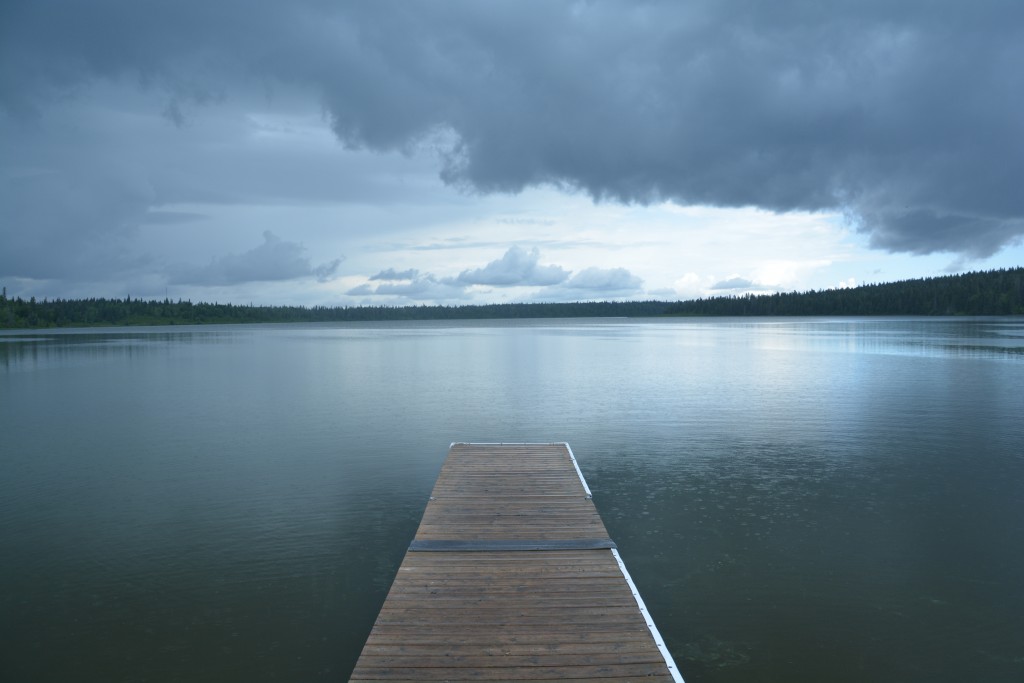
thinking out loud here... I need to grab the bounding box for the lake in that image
[2,317,1023,682]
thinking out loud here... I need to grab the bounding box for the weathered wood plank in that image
[350,442,683,682]
[359,640,662,656]
[361,679,675,683]
[359,633,658,647]
[354,651,668,667]
[350,662,674,680]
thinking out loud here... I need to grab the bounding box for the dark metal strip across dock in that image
[350,442,684,682]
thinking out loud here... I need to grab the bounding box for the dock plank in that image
[350,443,683,682]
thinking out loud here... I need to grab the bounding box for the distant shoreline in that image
[2,267,1021,329]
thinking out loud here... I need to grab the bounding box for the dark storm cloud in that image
[167,231,342,286]
[3,0,1024,262]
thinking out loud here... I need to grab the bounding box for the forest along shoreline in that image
[1,267,1022,329]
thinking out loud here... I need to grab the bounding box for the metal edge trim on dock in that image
[559,441,683,683]
[611,547,685,683]
[563,442,594,499]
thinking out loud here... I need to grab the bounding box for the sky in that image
[2,0,1023,307]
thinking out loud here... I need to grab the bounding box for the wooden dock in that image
[350,442,684,682]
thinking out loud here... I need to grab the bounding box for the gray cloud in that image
[531,266,645,302]
[0,81,429,286]
[711,277,754,291]
[709,277,781,292]
[455,246,570,286]
[168,231,342,286]
[140,210,208,225]
[3,0,1023,264]
[369,268,420,281]
[0,164,154,281]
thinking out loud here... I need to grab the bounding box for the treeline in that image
[666,267,1024,316]
[1,267,1021,328]
[0,295,672,329]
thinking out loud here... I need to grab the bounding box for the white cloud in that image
[455,246,570,286]
[673,273,705,300]
[346,273,467,301]
[564,267,643,292]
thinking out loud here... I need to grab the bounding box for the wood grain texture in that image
[350,443,680,682]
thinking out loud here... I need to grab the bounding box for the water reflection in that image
[0,327,238,372]
[1,317,1022,682]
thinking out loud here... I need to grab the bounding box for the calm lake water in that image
[2,317,1023,682]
